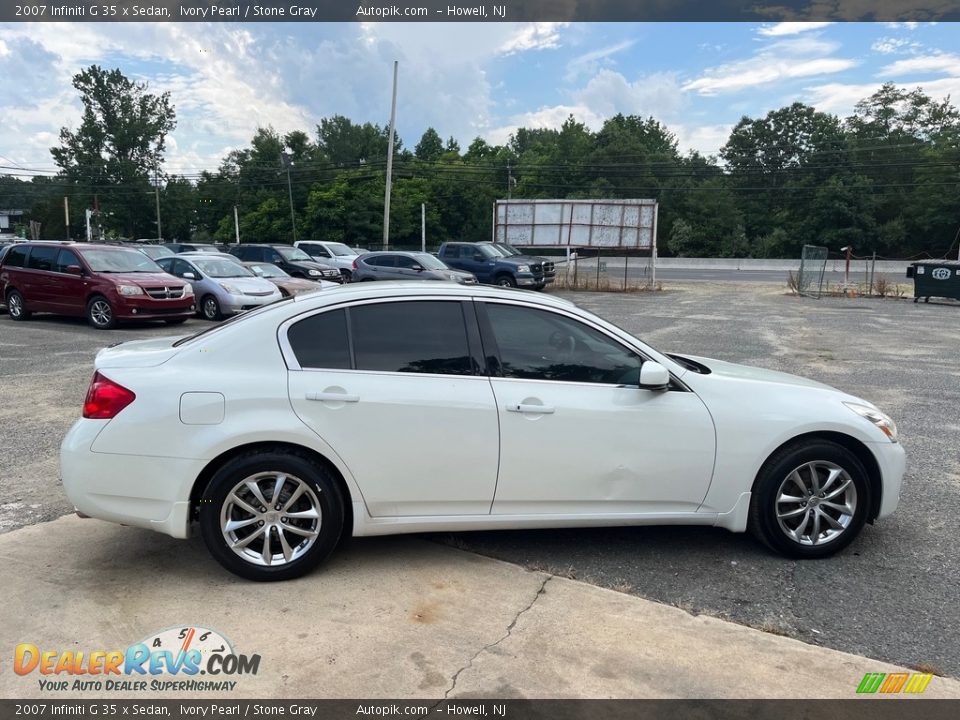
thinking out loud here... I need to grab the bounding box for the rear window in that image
[3,245,29,268]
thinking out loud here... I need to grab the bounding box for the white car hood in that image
[676,354,835,391]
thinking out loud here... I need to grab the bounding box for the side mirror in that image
[182,271,196,280]
[639,361,670,390]
[65,265,83,275]
[411,264,423,272]
[473,254,484,262]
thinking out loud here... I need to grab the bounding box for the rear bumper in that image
[60,419,202,539]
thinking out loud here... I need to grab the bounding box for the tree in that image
[414,128,444,161]
[51,65,176,238]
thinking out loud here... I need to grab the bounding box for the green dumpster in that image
[906,260,960,303]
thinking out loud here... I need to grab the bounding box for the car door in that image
[479,301,716,515]
[392,255,423,279]
[51,248,87,314]
[285,299,499,517]
[372,254,399,279]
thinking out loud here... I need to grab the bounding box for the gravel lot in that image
[1,283,958,676]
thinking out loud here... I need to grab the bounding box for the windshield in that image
[326,242,355,256]
[82,248,163,273]
[193,258,253,278]
[484,244,511,257]
[413,253,448,270]
[495,243,523,256]
[247,262,289,278]
[276,246,314,262]
[476,245,499,260]
[140,246,175,259]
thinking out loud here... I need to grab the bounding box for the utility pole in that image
[507,162,513,199]
[280,152,297,242]
[233,205,241,245]
[421,203,426,252]
[841,245,852,284]
[154,168,162,242]
[383,60,398,251]
[63,197,70,240]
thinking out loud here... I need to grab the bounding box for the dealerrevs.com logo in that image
[14,626,260,693]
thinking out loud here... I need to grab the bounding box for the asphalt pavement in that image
[1,282,958,678]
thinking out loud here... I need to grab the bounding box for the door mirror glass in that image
[65,264,83,275]
[639,361,670,389]
[473,254,484,262]
[411,264,423,272]
[182,271,196,280]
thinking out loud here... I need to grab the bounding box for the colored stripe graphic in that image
[903,674,933,694]
[857,673,886,694]
[880,672,909,693]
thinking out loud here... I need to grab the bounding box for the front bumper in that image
[869,440,906,520]
[61,419,203,539]
[115,295,195,320]
[221,293,280,315]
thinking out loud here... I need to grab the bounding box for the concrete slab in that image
[2,515,958,700]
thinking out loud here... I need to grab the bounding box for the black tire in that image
[164,317,189,325]
[200,294,222,321]
[6,290,31,321]
[495,274,517,288]
[340,270,352,282]
[86,295,117,330]
[748,440,871,559]
[199,450,345,581]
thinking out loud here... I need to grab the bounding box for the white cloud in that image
[871,37,921,54]
[683,37,858,96]
[758,22,834,37]
[498,22,569,55]
[564,40,635,82]
[671,124,734,156]
[883,22,922,31]
[880,53,960,77]
[806,77,960,116]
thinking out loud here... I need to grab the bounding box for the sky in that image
[0,20,958,176]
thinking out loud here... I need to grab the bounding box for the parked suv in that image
[0,242,195,329]
[228,244,342,283]
[353,251,477,284]
[294,241,359,280]
[437,241,554,289]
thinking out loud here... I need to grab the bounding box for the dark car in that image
[352,251,477,284]
[437,241,555,289]
[137,245,177,261]
[0,242,195,329]
[228,244,342,283]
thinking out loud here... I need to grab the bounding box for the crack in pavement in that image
[436,574,553,703]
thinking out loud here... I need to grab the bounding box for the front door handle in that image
[306,392,360,403]
[507,403,555,414]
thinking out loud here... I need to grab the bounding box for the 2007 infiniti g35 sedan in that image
[61,284,904,581]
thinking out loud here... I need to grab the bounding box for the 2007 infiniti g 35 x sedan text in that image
[60,284,904,581]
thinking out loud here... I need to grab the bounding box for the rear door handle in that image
[306,392,360,402]
[507,403,555,414]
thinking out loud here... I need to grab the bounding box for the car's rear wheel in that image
[86,295,117,329]
[6,290,31,320]
[199,450,345,581]
[201,295,222,321]
[495,274,517,288]
[749,440,870,558]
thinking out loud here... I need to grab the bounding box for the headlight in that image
[219,283,241,295]
[516,264,530,273]
[844,402,899,442]
[182,283,194,296]
[117,285,144,296]
[308,269,321,277]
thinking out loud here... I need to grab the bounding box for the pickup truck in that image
[437,241,555,289]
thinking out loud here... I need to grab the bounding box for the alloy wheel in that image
[220,472,322,567]
[89,299,113,327]
[775,461,858,546]
[8,293,23,318]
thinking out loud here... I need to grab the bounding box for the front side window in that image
[55,249,81,273]
[394,255,418,269]
[352,301,471,375]
[485,304,642,385]
[26,246,58,271]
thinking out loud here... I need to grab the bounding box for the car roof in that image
[359,250,426,257]
[291,281,574,308]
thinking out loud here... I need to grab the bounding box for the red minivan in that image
[0,242,195,329]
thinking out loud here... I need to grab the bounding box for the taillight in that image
[352,259,358,269]
[83,372,136,419]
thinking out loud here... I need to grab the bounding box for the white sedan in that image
[61,284,904,581]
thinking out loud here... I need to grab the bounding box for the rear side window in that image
[287,309,351,370]
[3,245,28,268]
[351,301,471,375]
[367,255,395,268]
[439,245,457,258]
[27,246,58,271]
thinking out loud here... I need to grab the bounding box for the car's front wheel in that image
[201,295,222,321]
[749,440,870,558]
[86,295,117,329]
[199,450,345,581]
[495,274,517,288]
